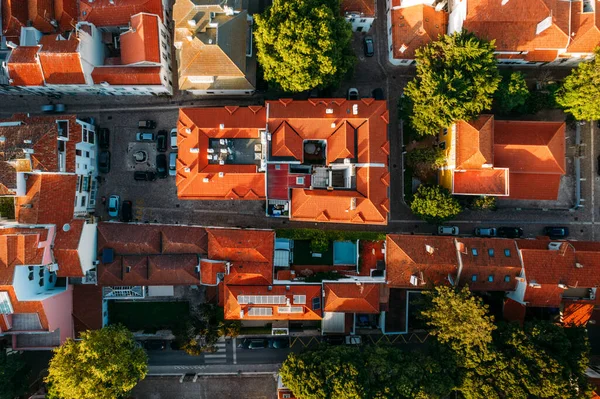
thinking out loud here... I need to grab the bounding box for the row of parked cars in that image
[438,226,569,239]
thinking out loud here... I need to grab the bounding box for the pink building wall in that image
[41,285,74,344]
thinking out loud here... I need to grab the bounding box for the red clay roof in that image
[16,174,77,226]
[91,66,162,85]
[120,13,160,65]
[0,228,48,284]
[223,284,322,320]
[38,35,85,85]
[562,301,594,326]
[72,284,103,336]
[7,46,44,86]
[324,283,380,313]
[386,235,458,288]
[463,0,570,54]
[98,254,201,286]
[1,0,27,44]
[54,0,78,31]
[53,219,84,278]
[450,116,565,200]
[456,238,522,291]
[79,0,163,27]
[390,3,448,60]
[271,122,303,160]
[199,260,227,285]
[207,229,274,264]
[177,106,267,200]
[341,0,375,17]
[503,297,526,325]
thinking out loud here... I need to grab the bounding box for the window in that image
[312,297,321,310]
[82,129,88,142]
[488,275,494,282]
[76,149,82,156]
[0,292,13,314]
[504,249,511,257]
[283,395,291,399]
[349,18,355,22]
[88,131,95,144]
[442,128,448,136]
[360,19,366,22]
[488,248,494,257]
[439,142,446,149]
[293,295,306,304]
[80,196,86,207]
[471,274,477,282]
[85,151,90,158]
[504,275,511,282]
[471,248,478,256]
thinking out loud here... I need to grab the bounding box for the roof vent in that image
[548,242,562,251]
[208,39,213,44]
[330,122,336,128]
[575,262,584,268]
[352,104,358,115]
[325,108,334,114]
[203,177,210,183]
[219,123,225,129]
[558,283,568,289]
[186,35,193,42]
[190,148,199,153]
[218,172,224,178]
[194,265,200,273]
[425,244,434,254]
[125,266,131,273]
[529,282,541,288]
[185,128,191,134]
[62,223,70,232]
[286,285,290,291]
[267,286,272,291]
[188,19,197,27]
[184,167,190,173]
[399,44,408,53]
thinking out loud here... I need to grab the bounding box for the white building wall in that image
[73,120,97,215]
[12,266,64,302]
[77,221,97,276]
[345,15,375,32]
[76,23,105,85]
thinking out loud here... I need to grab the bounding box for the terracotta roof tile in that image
[27,0,56,33]
[327,121,356,162]
[98,254,200,286]
[38,35,85,85]
[207,229,274,264]
[7,46,44,86]
[506,173,562,200]
[503,297,526,325]
[324,283,380,313]
[224,262,273,285]
[200,260,226,285]
[341,0,375,17]
[386,235,458,288]
[54,0,78,31]
[453,169,509,196]
[120,13,160,65]
[1,0,27,44]
[271,122,303,160]
[562,301,594,326]
[91,66,162,85]
[223,284,322,320]
[0,228,48,284]
[15,174,77,226]
[72,284,103,336]
[79,0,163,27]
[391,4,448,60]
[456,115,494,169]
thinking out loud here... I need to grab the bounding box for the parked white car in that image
[170,128,178,149]
[107,195,120,218]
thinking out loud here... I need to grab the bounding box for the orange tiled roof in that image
[0,228,47,284]
[1,0,27,44]
[341,0,375,17]
[562,301,594,326]
[450,116,565,200]
[453,169,509,196]
[207,229,273,264]
[271,122,303,160]
[567,2,600,54]
[390,4,448,60]
[386,235,458,288]
[0,287,48,330]
[27,0,56,32]
[91,66,162,85]
[176,106,267,200]
[38,34,85,85]
[324,283,380,313]
[53,219,84,278]
[79,0,163,27]
[120,13,160,65]
[54,0,78,31]
[503,297,526,325]
[98,254,201,286]
[456,238,522,291]
[16,174,77,226]
[72,284,103,335]
[464,0,570,54]
[7,46,44,86]
[199,260,227,285]
[223,284,323,320]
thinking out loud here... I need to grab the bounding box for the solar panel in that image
[293,295,306,305]
[278,306,304,314]
[248,307,273,316]
[312,297,321,310]
[237,295,286,305]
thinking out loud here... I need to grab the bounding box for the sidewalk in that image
[147,363,281,376]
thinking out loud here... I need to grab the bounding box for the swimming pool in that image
[333,241,357,265]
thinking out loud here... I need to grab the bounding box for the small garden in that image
[276,229,386,253]
[108,301,190,333]
[0,197,15,220]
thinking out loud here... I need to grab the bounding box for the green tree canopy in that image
[45,325,147,399]
[494,72,529,114]
[0,351,30,399]
[556,48,600,120]
[254,0,354,92]
[280,344,455,399]
[410,185,462,222]
[404,31,501,136]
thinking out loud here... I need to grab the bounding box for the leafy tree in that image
[556,48,600,120]
[45,325,147,399]
[406,147,446,173]
[174,304,235,356]
[218,320,241,338]
[410,185,462,223]
[254,0,354,92]
[494,72,529,114]
[404,31,501,136]
[471,195,496,211]
[0,351,30,399]
[421,286,495,367]
[280,345,366,399]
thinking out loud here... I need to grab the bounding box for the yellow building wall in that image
[438,126,455,191]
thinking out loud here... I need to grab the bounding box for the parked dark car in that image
[121,200,132,223]
[156,130,167,152]
[322,335,344,346]
[372,88,384,100]
[544,226,569,239]
[268,337,290,349]
[134,171,157,181]
[98,128,110,149]
[474,227,497,237]
[363,36,374,57]
[347,88,359,101]
[143,340,166,351]
[497,227,523,238]
[138,120,157,129]
[156,154,167,178]
[98,151,110,174]
[239,338,268,349]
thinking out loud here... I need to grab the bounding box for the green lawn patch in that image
[293,240,334,265]
[0,197,15,220]
[108,301,190,333]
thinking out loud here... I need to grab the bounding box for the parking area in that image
[94,109,266,225]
